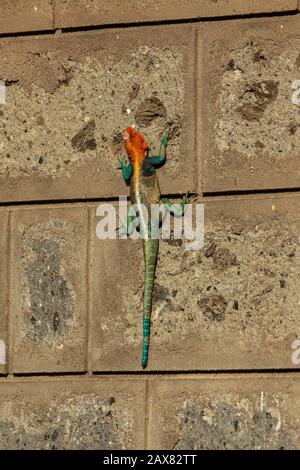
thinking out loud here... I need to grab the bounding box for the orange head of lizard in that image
[123,127,149,166]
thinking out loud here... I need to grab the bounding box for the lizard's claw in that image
[183,194,188,205]
[118,156,126,169]
[161,129,170,146]
[183,192,195,203]
[181,193,191,214]
[182,193,190,205]
[118,155,127,167]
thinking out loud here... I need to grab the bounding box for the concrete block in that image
[90,194,300,371]
[199,16,300,192]
[0,211,8,374]
[148,374,300,449]
[0,1,53,34]
[0,25,195,202]
[0,377,146,449]
[54,1,298,28]
[10,205,88,373]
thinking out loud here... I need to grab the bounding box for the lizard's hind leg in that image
[161,194,189,217]
[116,202,140,237]
[117,213,140,237]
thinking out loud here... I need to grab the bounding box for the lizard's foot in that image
[116,214,139,237]
[118,155,133,183]
[161,129,170,146]
[118,155,127,168]
[162,195,190,218]
[180,193,195,215]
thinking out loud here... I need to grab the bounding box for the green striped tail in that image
[142,239,158,369]
[142,318,150,368]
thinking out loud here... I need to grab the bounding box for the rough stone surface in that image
[1,4,300,452]
[91,194,300,371]
[0,26,195,202]
[0,212,8,374]
[10,206,88,373]
[200,16,300,192]
[148,376,300,449]
[54,1,298,28]
[0,378,145,449]
[0,1,53,34]
[0,1,296,36]
[24,238,74,344]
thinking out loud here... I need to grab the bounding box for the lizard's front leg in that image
[147,130,170,166]
[119,156,133,184]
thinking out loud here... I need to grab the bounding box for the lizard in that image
[119,126,187,369]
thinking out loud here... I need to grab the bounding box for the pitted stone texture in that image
[54,1,298,28]
[0,378,145,449]
[10,206,88,373]
[0,26,195,202]
[0,1,53,34]
[177,401,294,450]
[91,194,300,371]
[24,237,74,345]
[148,376,300,449]
[0,212,8,374]
[200,16,300,192]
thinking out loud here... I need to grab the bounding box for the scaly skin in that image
[119,127,185,368]
[130,159,160,369]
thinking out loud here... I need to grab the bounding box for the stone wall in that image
[0,0,300,449]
